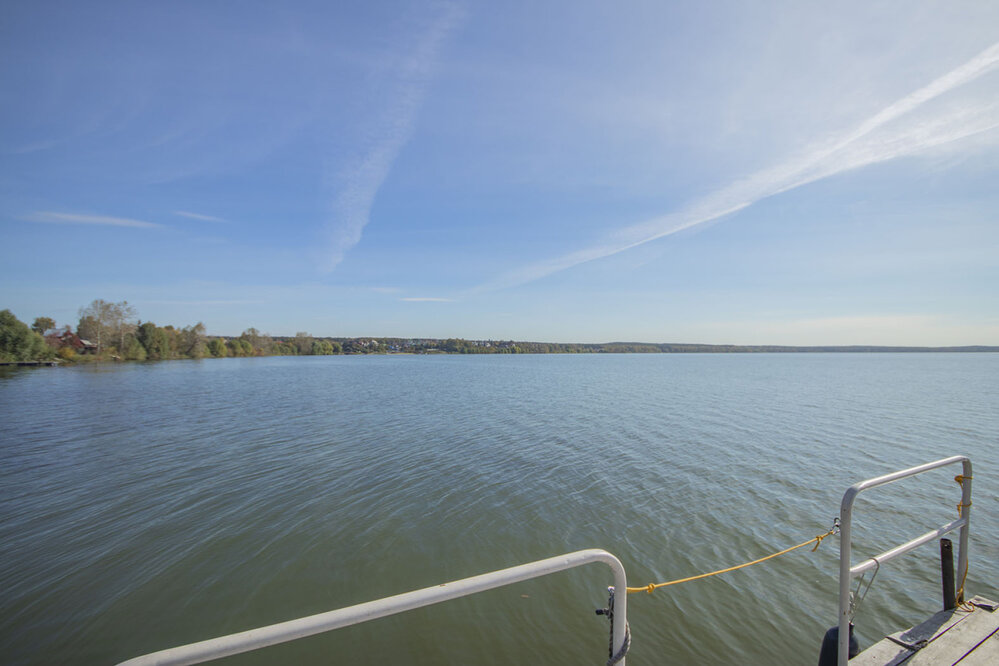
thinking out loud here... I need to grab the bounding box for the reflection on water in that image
[1,354,997,664]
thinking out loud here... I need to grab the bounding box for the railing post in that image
[838,488,856,666]
[956,459,972,603]
[613,583,628,666]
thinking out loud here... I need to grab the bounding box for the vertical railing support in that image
[956,460,972,603]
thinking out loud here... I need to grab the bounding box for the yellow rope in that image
[955,474,973,516]
[955,558,975,611]
[627,527,836,595]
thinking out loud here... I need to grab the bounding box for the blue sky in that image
[2,1,998,344]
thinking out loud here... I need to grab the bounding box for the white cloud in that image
[6,139,59,155]
[320,3,464,271]
[174,210,226,222]
[472,41,999,293]
[400,297,453,302]
[140,299,264,306]
[28,211,163,229]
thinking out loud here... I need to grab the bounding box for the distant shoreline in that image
[266,339,999,354]
[7,342,995,369]
[8,306,996,367]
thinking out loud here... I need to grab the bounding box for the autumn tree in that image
[179,322,207,359]
[32,317,56,335]
[294,332,313,355]
[240,328,271,355]
[77,299,136,355]
[112,301,137,353]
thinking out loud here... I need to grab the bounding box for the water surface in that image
[1,353,997,664]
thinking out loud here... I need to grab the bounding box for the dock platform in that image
[851,596,998,665]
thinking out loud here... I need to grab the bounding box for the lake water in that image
[1,353,997,665]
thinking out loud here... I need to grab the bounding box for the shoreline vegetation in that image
[2,302,997,366]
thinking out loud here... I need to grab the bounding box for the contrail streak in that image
[470,41,999,293]
[29,211,163,229]
[320,3,464,272]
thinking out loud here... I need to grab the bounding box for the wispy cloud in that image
[174,210,227,222]
[473,41,999,293]
[141,299,265,306]
[6,139,59,155]
[320,3,464,272]
[28,211,163,229]
[400,296,453,302]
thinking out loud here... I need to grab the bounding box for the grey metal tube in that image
[956,458,972,603]
[837,455,971,666]
[849,518,966,576]
[118,548,628,666]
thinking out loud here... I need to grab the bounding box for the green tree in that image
[32,317,56,335]
[136,322,170,360]
[207,338,228,358]
[123,335,147,361]
[272,341,296,355]
[227,338,253,357]
[311,339,336,355]
[0,310,51,362]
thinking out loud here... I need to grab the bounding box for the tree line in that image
[4,301,996,364]
[1,300,347,363]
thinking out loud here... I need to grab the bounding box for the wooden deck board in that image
[905,607,999,664]
[850,606,971,666]
[851,596,998,666]
[953,629,999,665]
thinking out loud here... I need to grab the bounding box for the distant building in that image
[45,329,97,352]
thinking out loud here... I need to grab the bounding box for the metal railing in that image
[118,548,628,666]
[836,455,972,665]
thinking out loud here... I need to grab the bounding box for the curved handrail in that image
[118,548,628,666]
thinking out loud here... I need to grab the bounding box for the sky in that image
[2,0,998,345]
